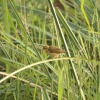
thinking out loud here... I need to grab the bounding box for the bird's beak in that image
[42,47,44,51]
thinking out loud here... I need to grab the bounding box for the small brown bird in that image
[43,45,66,57]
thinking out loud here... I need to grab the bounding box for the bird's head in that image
[43,45,49,50]
[42,45,50,53]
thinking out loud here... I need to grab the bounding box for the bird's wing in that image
[49,46,64,53]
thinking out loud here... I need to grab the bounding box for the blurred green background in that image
[0,0,100,100]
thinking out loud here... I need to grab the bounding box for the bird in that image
[42,45,66,58]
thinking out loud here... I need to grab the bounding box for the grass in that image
[0,0,100,100]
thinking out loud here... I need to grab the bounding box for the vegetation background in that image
[0,0,100,100]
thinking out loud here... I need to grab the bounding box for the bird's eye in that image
[43,46,46,49]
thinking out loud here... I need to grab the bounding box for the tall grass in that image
[0,0,100,100]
